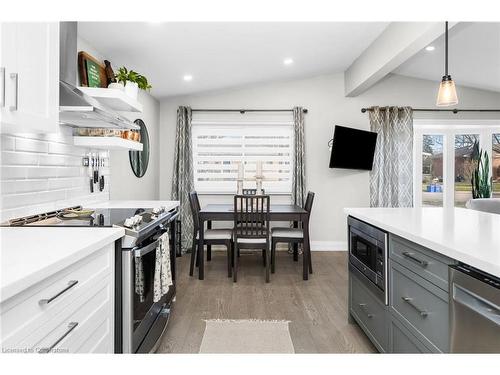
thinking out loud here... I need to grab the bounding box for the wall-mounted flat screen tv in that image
[329,125,378,170]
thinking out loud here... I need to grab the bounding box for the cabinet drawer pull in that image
[39,322,78,353]
[39,280,78,305]
[402,297,428,317]
[402,251,428,267]
[358,303,373,318]
[0,67,5,108]
[9,72,18,111]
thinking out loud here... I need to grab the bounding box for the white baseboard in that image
[310,241,347,251]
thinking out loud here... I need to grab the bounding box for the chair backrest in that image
[188,191,201,232]
[233,194,270,239]
[304,191,315,217]
[242,188,265,195]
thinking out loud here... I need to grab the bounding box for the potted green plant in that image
[471,141,492,199]
[114,67,152,100]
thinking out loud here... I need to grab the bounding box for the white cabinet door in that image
[0,22,59,134]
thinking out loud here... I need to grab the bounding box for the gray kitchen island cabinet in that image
[348,230,456,353]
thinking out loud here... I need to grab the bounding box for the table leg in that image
[198,218,205,280]
[293,221,299,261]
[302,216,310,280]
[207,220,212,261]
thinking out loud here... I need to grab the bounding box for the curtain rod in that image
[360,107,500,114]
[191,108,308,114]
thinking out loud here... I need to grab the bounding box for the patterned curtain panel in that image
[292,107,306,207]
[171,106,194,251]
[369,106,413,207]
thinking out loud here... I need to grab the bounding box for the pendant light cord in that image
[445,21,448,76]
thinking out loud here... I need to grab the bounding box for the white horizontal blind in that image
[191,113,294,193]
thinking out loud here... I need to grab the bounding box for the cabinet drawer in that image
[390,235,454,291]
[390,261,449,352]
[12,274,113,353]
[390,314,432,353]
[0,244,113,347]
[350,266,388,352]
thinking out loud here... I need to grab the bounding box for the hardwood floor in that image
[156,251,376,353]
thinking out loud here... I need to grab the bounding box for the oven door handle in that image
[134,240,160,258]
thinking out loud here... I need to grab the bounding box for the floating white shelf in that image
[73,136,143,151]
[78,87,143,113]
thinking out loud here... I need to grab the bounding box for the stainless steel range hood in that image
[59,22,139,130]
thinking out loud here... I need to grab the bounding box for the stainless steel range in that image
[117,206,178,353]
[3,204,179,353]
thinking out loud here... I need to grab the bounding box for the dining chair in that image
[233,194,271,283]
[270,191,315,275]
[242,188,265,195]
[188,191,233,278]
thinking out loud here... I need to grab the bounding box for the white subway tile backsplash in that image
[1,151,39,165]
[48,142,86,156]
[39,154,67,166]
[2,179,49,194]
[0,127,110,221]
[25,166,59,179]
[1,136,15,151]
[15,137,49,153]
[1,166,27,179]
[48,177,84,190]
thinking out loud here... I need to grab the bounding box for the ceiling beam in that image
[344,22,458,97]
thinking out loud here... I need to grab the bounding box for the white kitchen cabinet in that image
[0,243,115,353]
[0,22,59,134]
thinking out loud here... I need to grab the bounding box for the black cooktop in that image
[3,207,149,228]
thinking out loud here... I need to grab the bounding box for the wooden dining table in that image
[197,203,311,281]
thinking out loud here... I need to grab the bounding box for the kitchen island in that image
[344,207,500,353]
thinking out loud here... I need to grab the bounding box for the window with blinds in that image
[191,113,294,193]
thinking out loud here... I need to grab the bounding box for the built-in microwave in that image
[348,216,388,305]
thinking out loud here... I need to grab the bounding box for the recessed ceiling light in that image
[283,58,294,65]
[183,75,193,82]
[425,45,435,51]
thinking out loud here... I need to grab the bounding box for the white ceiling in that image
[78,22,388,99]
[394,22,500,93]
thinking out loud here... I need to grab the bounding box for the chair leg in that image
[227,240,232,278]
[265,241,270,283]
[233,242,238,282]
[207,245,212,261]
[262,249,266,267]
[189,234,197,277]
[308,245,313,274]
[271,239,276,274]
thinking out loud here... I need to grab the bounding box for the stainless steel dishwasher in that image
[449,264,500,353]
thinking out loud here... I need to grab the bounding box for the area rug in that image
[199,319,295,353]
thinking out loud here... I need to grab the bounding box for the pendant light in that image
[436,21,458,106]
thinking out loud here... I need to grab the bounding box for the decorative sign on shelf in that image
[78,51,107,88]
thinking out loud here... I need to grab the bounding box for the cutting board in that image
[78,51,107,88]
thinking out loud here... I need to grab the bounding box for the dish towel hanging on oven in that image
[153,231,173,302]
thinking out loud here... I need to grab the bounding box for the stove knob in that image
[124,218,134,228]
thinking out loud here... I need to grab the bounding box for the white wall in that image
[159,73,500,248]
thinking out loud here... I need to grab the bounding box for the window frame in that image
[191,117,295,195]
[413,119,500,208]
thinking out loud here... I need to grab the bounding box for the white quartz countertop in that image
[344,207,500,278]
[90,200,179,211]
[0,227,124,303]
